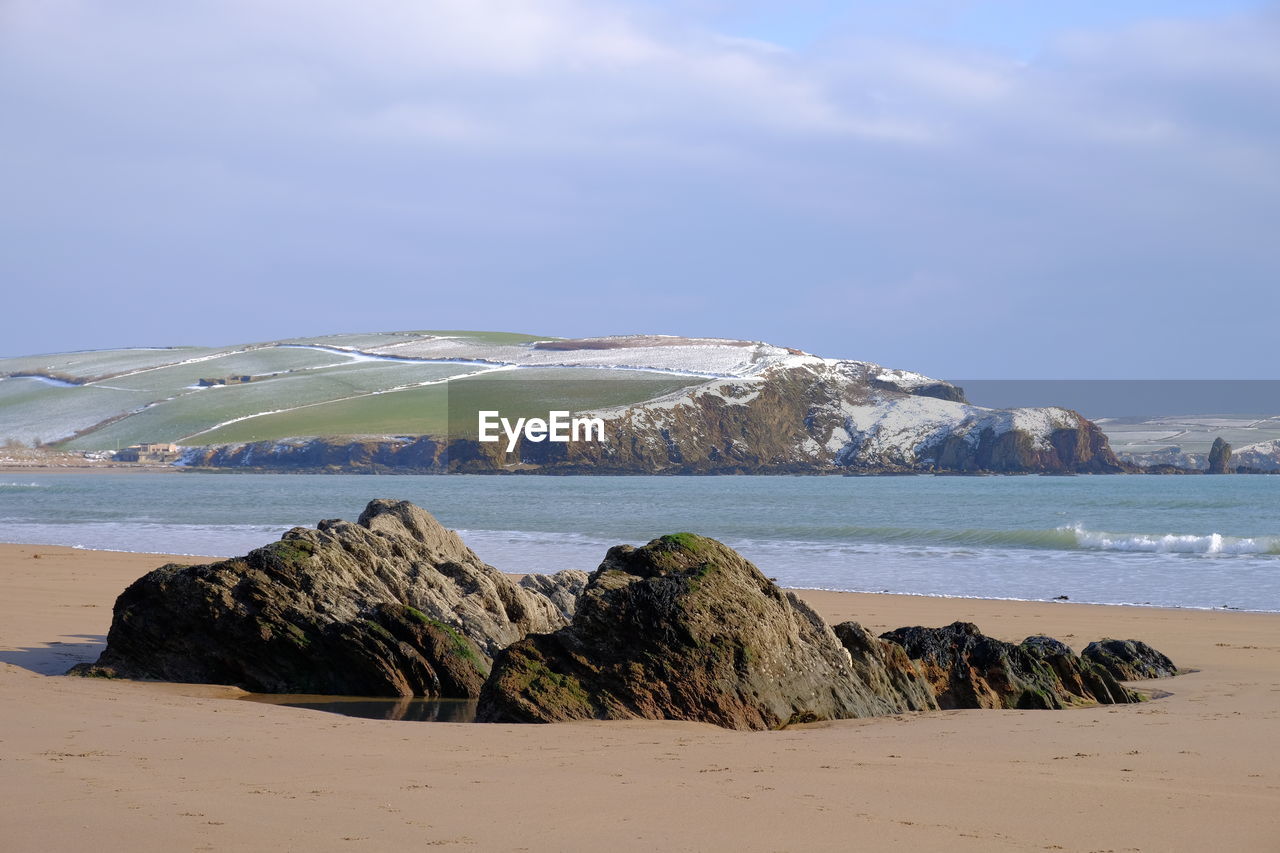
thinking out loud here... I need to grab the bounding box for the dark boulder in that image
[880,622,1139,709]
[1207,438,1234,474]
[1082,639,1178,680]
[478,534,920,730]
[70,500,568,696]
[1020,635,1137,705]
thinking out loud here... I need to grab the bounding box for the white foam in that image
[1066,523,1278,555]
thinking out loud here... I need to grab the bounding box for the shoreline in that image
[5,543,1272,614]
[7,459,1278,476]
[3,543,1279,850]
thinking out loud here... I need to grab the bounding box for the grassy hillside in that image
[0,332,704,449]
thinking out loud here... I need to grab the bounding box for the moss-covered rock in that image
[478,534,935,730]
[1082,638,1179,680]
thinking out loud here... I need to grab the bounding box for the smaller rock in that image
[1020,636,1136,705]
[1082,639,1178,680]
[881,622,1138,709]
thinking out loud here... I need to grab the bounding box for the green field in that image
[0,378,157,446]
[0,333,708,450]
[63,363,476,449]
[0,347,209,381]
[99,348,346,394]
[193,369,701,445]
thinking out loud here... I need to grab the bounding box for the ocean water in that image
[1,473,1277,611]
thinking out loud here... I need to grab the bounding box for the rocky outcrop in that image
[521,363,1123,475]
[1207,438,1234,474]
[477,534,922,730]
[1082,639,1179,680]
[70,500,568,696]
[880,622,1140,709]
[831,622,939,713]
[518,570,589,622]
[1020,635,1137,705]
[179,436,449,472]
[181,359,1124,476]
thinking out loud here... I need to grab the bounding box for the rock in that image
[1082,639,1178,680]
[1207,437,1234,474]
[880,622,1139,709]
[70,500,568,696]
[1020,635,1137,705]
[831,621,939,713]
[518,570,589,622]
[478,534,913,730]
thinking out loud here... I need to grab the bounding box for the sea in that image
[2,473,1277,612]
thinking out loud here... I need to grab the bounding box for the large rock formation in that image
[71,500,568,696]
[1207,437,1234,474]
[1082,639,1179,680]
[880,622,1141,709]
[477,534,931,730]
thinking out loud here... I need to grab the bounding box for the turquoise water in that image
[1,473,1277,610]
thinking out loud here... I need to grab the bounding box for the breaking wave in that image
[731,523,1280,556]
[1063,524,1280,555]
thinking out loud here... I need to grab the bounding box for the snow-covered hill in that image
[2,332,1122,473]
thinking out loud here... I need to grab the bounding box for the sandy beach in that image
[2,543,1277,852]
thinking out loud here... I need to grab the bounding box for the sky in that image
[2,0,1277,377]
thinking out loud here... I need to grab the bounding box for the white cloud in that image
[1,0,1277,375]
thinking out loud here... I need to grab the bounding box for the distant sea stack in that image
[1207,438,1234,474]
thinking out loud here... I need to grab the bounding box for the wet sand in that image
[2,543,1278,851]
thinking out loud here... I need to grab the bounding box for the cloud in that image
[0,1,1276,376]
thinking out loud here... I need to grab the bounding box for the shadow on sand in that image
[0,635,106,675]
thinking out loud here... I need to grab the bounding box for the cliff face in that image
[523,360,1123,474]
[181,358,1125,475]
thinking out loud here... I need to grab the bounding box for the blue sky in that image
[670,1,1267,53]
[2,0,1277,377]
